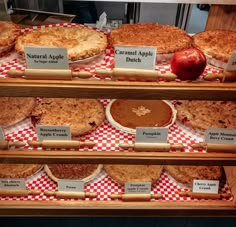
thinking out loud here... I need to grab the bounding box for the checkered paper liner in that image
[0,23,229,202]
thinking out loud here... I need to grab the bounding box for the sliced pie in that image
[164,165,223,186]
[104,164,163,186]
[175,100,236,133]
[44,164,102,182]
[0,164,42,178]
[109,23,192,54]
[15,26,108,60]
[0,97,35,127]
[192,30,236,62]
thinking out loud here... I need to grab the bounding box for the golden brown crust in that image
[192,30,236,62]
[0,97,35,127]
[164,165,223,186]
[45,164,102,182]
[0,164,42,178]
[109,23,192,54]
[15,26,108,60]
[0,21,21,47]
[32,98,105,137]
[104,165,163,186]
[175,100,236,133]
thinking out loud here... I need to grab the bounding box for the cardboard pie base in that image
[106,99,177,134]
[44,164,103,183]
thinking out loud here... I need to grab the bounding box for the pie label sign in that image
[205,128,236,144]
[58,180,84,192]
[135,127,168,143]
[125,182,151,194]
[0,179,26,190]
[192,180,219,194]
[24,47,69,69]
[36,125,71,141]
[115,46,156,70]
[225,51,236,71]
[0,127,5,140]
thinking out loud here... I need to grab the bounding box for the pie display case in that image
[0,0,236,217]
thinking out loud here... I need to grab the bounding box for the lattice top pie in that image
[192,30,236,62]
[109,23,192,54]
[15,26,108,60]
[0,21,20,47]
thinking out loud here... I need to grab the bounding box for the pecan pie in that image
[192,30,236,62]
[32,98,105,137]
[109,23,192,54]
[15,26,108,60]
[0,164,42,178]
[175,100,236,133]
[44,164,102,182]
[0,97,35,127]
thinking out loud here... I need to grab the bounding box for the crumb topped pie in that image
[109,23,192,54]
[0,21,20,53]
[192,30,236,62]
[15,26,108,60]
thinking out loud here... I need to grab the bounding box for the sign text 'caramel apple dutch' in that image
[205,128,236,144]
[125,182,151,194]
[135,127,168,143]
[225,51,236,72]
[58,180,84,192]
[24,47,69,69]
[115,46,156,70]
[36,125,71,141]
[193,180,219,194]
[0,179,26,190]
[0,127,4,140]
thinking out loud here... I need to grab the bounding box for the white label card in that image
[135,127,168,143]
[125,182,151,194]
[192,180,219,194]
[0,178,26,190]
[205,128,236,144]
[225,51,236,71]
[0,127,5,140]
[36,125,71,141]
[115,46,156,70]
[25,47,69,69]
[58,180,84,192]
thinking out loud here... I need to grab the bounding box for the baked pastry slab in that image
[0,97,35,127]
[164,165,223,187]
[44,164,102,182]
[175,100,236,133]
[109,23,192,54]
[106,99,176,134]
[31,98,105,137]
[104,165,163,186]
[192,30,236,63]
[15,26,108,60]
[0,164,42,178]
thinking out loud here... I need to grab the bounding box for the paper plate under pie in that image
[44,164,103,183]
[106,99,177,134]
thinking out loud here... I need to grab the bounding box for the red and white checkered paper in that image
[0,23,229,203]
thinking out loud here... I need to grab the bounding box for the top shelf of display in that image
[78,0,236,4]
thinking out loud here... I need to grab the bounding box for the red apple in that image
[171,48,207,80]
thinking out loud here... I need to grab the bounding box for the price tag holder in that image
[36,125,71,141]
[135,127,168,143]
[25,47,69,69]
[0,127,5,140]
[0,178,26,190]
[58,180,84,192]
[115,46,156,70]
[193,180,219,194]
[205,128,236,144]
[225,51,236,71]
[125,182,151,194]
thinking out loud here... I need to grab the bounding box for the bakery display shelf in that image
[2,150,236,165]
[0,79,236,100]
